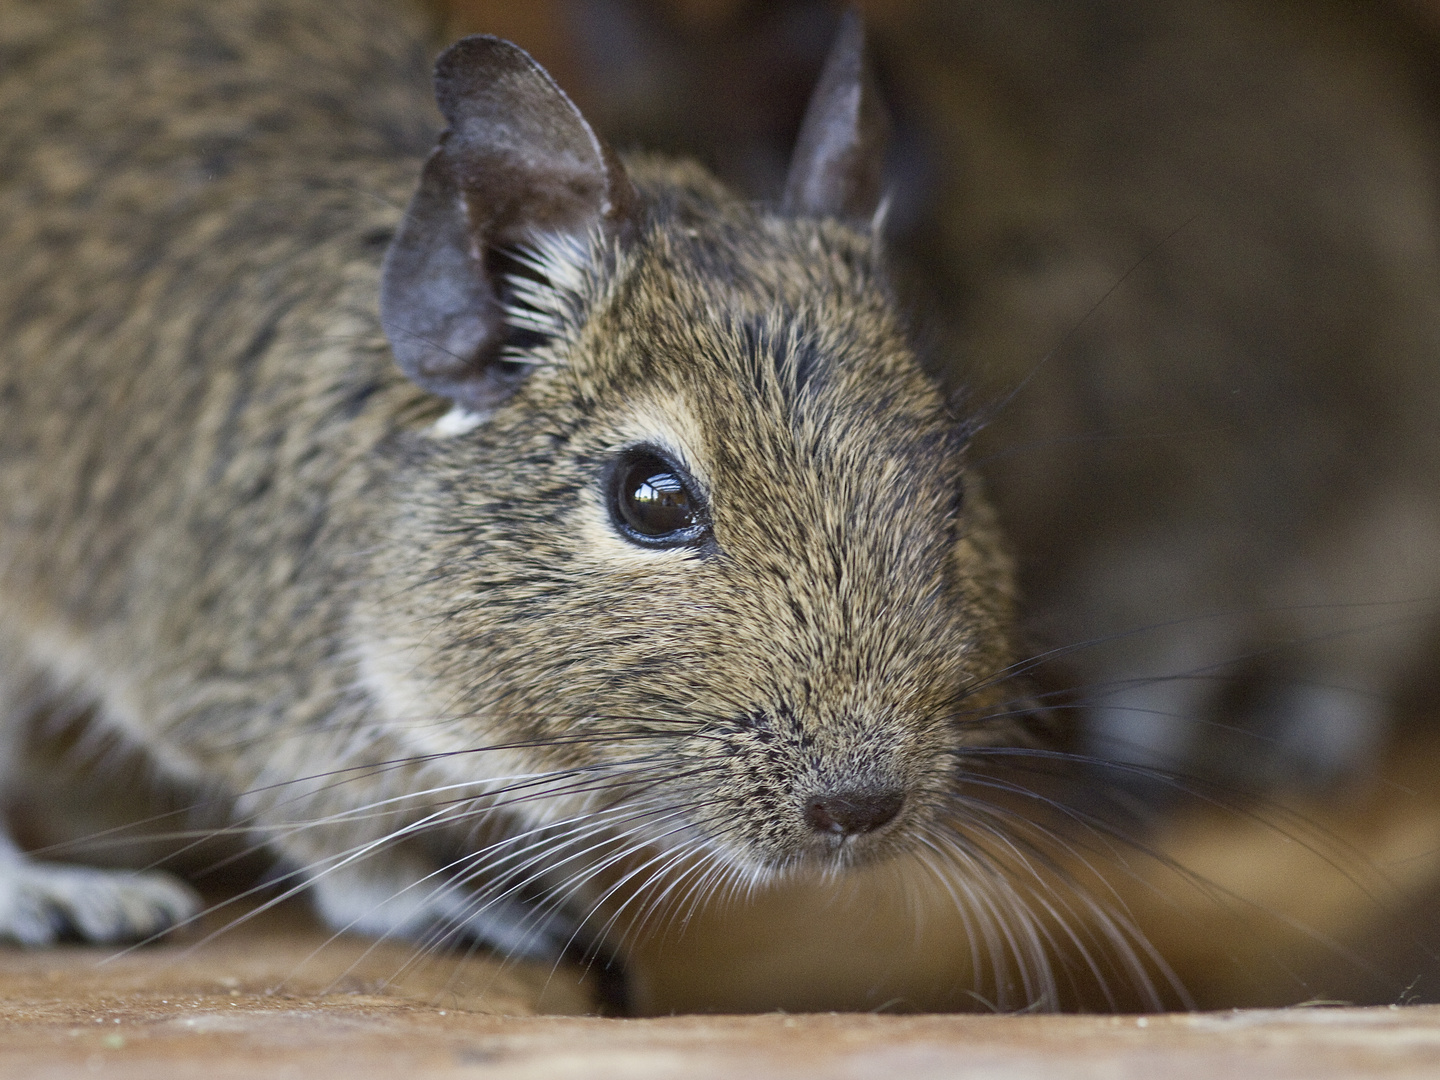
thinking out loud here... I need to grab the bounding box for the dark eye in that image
[610,448,709,547]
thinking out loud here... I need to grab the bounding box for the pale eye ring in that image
[608,446,710,548]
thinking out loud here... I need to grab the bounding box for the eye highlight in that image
[609,447,710,548]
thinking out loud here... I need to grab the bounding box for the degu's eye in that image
[609,447,710,547]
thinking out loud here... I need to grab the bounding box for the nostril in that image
[803,790,905,837]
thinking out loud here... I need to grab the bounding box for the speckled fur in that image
[0,0,1028,968]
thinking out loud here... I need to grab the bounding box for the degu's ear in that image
[381,36,636,412]
[782,9,890,222]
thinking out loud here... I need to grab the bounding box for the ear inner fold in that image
[381,35,634,412]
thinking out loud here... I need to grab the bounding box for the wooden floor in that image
[4,956,1440,1078]
[0,901,1437,1079]
[10,727,1440,1075]
[10,1005,1440,1080]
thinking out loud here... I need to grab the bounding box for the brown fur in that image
[0,0,1049,1006]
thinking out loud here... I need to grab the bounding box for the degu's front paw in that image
[0,859,201,946]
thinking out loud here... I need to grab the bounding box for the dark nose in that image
[804,790,905,837]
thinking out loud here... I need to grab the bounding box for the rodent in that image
[0,0,1062,1010]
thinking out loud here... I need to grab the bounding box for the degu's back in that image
[0,0,441,764]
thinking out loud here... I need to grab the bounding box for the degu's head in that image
[369,15,1028,884]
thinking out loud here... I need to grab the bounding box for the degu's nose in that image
[803,789,905,837]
